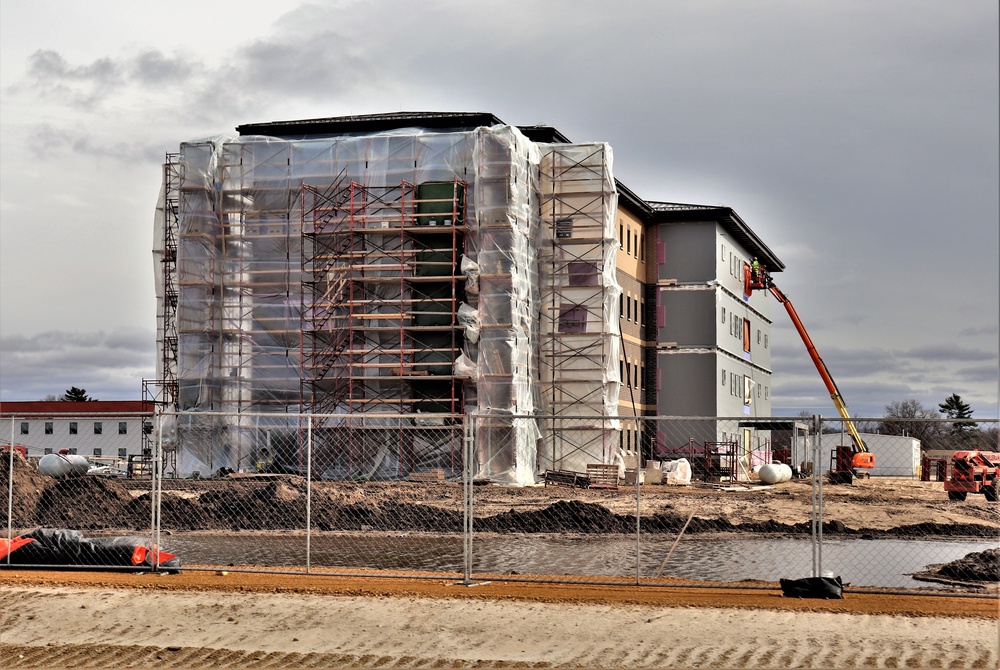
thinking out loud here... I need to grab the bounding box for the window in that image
[640,299,645,327]
[119,422,128,435]
[44,448,53,455]
[721,369,727,385]
[619,294,624,317]
[619,359,624,383]
[626,294,631,322]
[69,422,78,435]
[619,221,624,247]
[721,307,726,323]
[118,448,128,459]
[94,421,103,435]
[568,261,599,286]
[626,228,632,255]
[764,334,769,349]
[68,448,77,455]
[93,448,102,457]
[765,386,769,400]
[634,363,639,389]
[721,243,726,261]
[640,233,645,262]
[640,363,645,391]
[558,304,588,333]
[45,422,53,435]
[743,319,751,353]
[555,218,573,239]
[625,362,632,387]
[20,422,28,435]
[143,422,153,435]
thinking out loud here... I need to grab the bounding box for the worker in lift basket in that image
[751,257,770,288]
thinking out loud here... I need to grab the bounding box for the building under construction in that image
[153,112,783,483]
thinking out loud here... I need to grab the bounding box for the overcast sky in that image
[1,0,997,419]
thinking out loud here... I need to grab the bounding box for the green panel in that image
[416,182,465,225]
[411,379,455,413]
[413,332,454,375]
[412,283,454,326]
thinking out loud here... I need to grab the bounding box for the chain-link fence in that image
[3,415,157,570]
[4,413,997,594]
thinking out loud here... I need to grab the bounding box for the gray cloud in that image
[1,0,995,419]
[0,330,155,401]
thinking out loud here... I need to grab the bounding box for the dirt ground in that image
[0,570,996,668]
[4,449,998,537]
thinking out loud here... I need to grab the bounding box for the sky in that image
[0,0,997,419]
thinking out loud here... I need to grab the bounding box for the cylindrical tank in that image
[758,462,793,485]
[39,453,90,478]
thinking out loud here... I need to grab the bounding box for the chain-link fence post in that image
[462,414,474,584]
[151,412,163,571]
[634,416,641,585]
[306,414,312,574]
[810,414,824,578]
[5,417,14,566]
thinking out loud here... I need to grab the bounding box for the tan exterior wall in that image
[615,204,655,430]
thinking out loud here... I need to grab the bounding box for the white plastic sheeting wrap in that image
[156,125,621,484]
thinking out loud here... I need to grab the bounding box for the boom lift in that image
[744,262,875,482]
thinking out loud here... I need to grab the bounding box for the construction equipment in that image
[744,263,874,483]
[944,450,1000,501]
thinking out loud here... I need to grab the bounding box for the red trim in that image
[0,400,154,416]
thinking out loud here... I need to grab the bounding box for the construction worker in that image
[751,258,761,281]
[255,448,273,473]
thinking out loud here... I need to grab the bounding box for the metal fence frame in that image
[4,412,997,597]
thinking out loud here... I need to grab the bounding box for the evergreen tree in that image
[62,387,95,402]
[938,393,977,446]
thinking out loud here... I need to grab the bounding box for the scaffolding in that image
[538,143,621,472]
[300,180,468,477]
[153,153,181,408]
[156,126,623,483]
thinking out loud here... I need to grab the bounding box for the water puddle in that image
[161,532,997,588]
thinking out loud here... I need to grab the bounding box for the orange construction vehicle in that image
[945,450,1000,501]
[744,262,875,483]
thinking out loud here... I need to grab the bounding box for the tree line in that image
[871,393,990,450]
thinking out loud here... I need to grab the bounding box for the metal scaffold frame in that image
[538,144,620,472]
[157,153,181,408]
[300,179,468,476]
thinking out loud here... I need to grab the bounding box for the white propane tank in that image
[758,462,793,485]
[39,453,90,478]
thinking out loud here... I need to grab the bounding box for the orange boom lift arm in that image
[744,263,874,471]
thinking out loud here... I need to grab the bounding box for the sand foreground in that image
[1,570,997,668]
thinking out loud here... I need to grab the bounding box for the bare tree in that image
[878,400,944,448]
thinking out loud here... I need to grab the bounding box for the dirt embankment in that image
[3,452,998,538]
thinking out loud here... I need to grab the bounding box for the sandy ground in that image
[1,570,997,668]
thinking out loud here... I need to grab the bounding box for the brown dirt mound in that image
[7,469,999,539]
[934,548,1000,582]
[1,451,52,527]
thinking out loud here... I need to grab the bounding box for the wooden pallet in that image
[408,469,446,482]
[543,469,590,489]
[586,464,619,489]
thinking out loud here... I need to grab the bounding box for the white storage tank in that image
[758,462,792,485]
[39,452,90,478]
